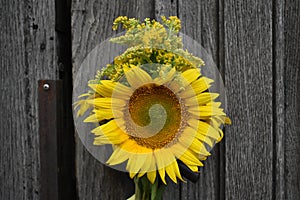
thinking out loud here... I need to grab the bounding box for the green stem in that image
[132,175,166,200]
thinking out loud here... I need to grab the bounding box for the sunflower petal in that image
[74,99,92,117]
[93,109,114,120]
[179,149,203,166]
[128,153,148,174]
[185,165,199,172]
[125,66,153,89]
[189,138,211,156]
[188,105,225,118]
[93,133,128,145]
[225,117,232,124]
[181,69,201,84]
[88,80,116,97]
[165,161,183,183]
[154,151,166,184]
[180,77,213,98]
[196,93,219,105]
[112,82,133,99]
[188,119,220,141]
[138,153,154,177]
[83,114,99,123]
[106,147,130,165]
[147,171,156,184]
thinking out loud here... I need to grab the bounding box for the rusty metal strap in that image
[38,80,62,200]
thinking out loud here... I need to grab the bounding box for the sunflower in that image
[77,64,231,184]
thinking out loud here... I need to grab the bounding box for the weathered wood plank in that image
[283,1,300,199]
[0,0,57,199]
[178,0,221,200]
[71,0,154,199]
[155,0,178,17]
[274,0,285,199]
[224,0,274,199]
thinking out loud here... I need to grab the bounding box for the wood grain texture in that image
[224,0,274,199]
[178,0,221,200]
[274,0,285,199]
[155,0,178,17]
[283,0,300,199]
[0,0,57,199]
[71,0,154,199]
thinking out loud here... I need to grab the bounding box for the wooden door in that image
[1,0,299,199]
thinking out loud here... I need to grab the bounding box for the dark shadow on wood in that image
[56,0,77,199]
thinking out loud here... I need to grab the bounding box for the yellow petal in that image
[154,151,166,184]
[189,138,211,156]
[112,82,133,99]
[127,152,148,174]
[125,66,153,89]
[78,93,90,98]
[173,161,184,182]
[178,127,197,149]
[179,126,211,155]
[171,143,188,158]
[196,133,214,147]
[93,109,114,121]
[225,117,232,124]
[165,161,183,183]
[185,165,199,172]
[86,98,126,109]
[180,77,213,98]
[191,119,219,139]
[88,80,115,97]
[129,172,136,179]
[74,99,92,117]
[93,134,128,145]
[188,105,225,118]
[91,120,118,135]
[179,149,203,166]
[196,93,219,105]
[181,69,201,85]
[147,171,156,184]
[139,153,155,174]
[106,146,130,165]
[83,114,99,123]
[91,120,128,145]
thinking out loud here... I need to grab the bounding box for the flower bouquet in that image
[74,16,231,200]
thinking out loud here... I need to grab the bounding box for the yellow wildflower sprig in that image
[92,16,204,82]
[111,16,182,50]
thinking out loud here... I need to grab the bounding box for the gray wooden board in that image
[274,0,285,199]
[0,0,57,199]
[283,0,300,199]
[224,0,274,199]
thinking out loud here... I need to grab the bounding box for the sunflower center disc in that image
[127,83,182,149]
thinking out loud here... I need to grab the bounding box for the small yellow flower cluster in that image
[110,16,182,50]
[112,16,140,30]
[94,16,204,82]
[161,16,181,32]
